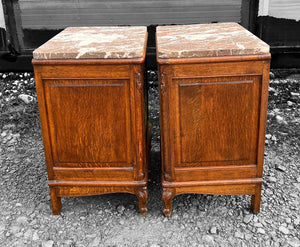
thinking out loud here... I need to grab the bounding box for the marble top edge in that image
[156,22,239,31]
[156,22,270,59]
[33,26,147,60]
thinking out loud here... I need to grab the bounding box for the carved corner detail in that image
[162,187,175,217]
[136,186,148,215]
[160,72,167,95]
[135,71,142,95]
[137,172,145,180]
[163,172,172,181]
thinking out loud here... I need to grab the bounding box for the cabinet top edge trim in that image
[157,54,271,65]
[32,57,145,65]
[172,73,262,80]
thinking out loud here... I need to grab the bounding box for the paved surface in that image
[0,71,299,246]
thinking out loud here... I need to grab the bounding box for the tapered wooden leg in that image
[137,186,148,215]
[50,188,62,215]
[162,188,175,217]
[251,184,262,213]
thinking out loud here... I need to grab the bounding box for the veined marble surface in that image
[156,23,270,59]
[33,26,147,60]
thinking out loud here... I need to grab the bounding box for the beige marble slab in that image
[33,26,147,60]
[156,23,270,59]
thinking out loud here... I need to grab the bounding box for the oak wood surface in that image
[33,45,150,215]
[158,54,270,217]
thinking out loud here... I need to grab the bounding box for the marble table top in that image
[156,23,270,59]
[33,26,147,60]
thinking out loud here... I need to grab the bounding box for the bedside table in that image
[156,23,270,217]
[33,26,151,215]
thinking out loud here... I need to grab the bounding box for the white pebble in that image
[276,115,287,125]
[18,94,34,104]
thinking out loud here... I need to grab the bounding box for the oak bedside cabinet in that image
[156,23,271,217]
[32,26,151,215]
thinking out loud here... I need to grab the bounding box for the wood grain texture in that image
[45,79,130,164]
[158,54,270,217]
[53,167,134,181]
[175,165,257,181]
[176,75,260,166]
[33,43,150,215]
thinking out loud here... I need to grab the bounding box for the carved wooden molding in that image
[160,71,167,95]
[164,172,172,181]
[136,186,148,215]
[135,71,142,95]
[162,187,175,217]
[137,172,145,180]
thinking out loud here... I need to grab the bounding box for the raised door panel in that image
[44,78,133,167]
[171,75,261,167]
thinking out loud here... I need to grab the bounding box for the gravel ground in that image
[0,70,300,247]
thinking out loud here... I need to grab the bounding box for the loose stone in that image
[172,214,179,220]
[257,228,266,234]
[268,87,276,92]
[62,240,73,247]
[32,231,39,241]
[278,226,289,235]
[275,164,286,172]
[275,115,287,125]
[285,218,292,224]
[253,215,259,223]
[183,213,189,219]
[244,233,252,241]
[18,94,34,104]
[287,238,300,247]
[116,205,125,214]
[268,176,277,183]
[202,235,214,243]
[16,216,28,225]
[42,240,54,247]
[90,237,101,247]
[254,223,263,228]
[293,217,300,226]
[234,231,244,239]
[243,214,253,224]
[10,225,21,235]
[291,92,300,97]
[210,226,217,234]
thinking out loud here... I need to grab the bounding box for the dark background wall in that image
[0,0,299,71]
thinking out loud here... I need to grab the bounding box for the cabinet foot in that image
[251,184,262,213]
[137,187,148,215]
[162,188,175,217]
[50,188,62,215]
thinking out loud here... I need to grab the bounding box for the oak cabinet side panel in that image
[43,78,132,167]
[175,75,261,167]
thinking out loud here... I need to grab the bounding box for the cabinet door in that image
[169,74,262,168]
[44,78,134,168]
